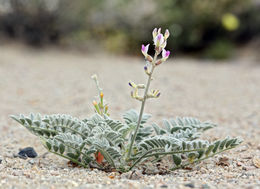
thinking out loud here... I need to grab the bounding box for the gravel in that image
[0,44,259,189]
[17,147,38,159]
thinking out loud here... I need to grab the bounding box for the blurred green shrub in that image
[0,0,87,45]
[0,0,259,59]
[203,39,234,60]
[157,0,253,52]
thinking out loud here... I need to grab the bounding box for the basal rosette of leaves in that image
[11,28,242,173]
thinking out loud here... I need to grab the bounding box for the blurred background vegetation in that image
[0,0,259,59]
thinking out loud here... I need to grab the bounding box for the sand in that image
[0,44,259,189]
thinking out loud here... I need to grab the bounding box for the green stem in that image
[50,150,88,168]
[128,148,161,170]
[127,53,158,160]
[128,148,206,161]
[129,147,235,170]
[170,146,236,171]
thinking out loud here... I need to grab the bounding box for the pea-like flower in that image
[153,28,170,53]
[162,49,170,61]
[154,33,164,48]
[141,44,150,58]
[141,44,153,62]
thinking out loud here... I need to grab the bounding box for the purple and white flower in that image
[141,44,150,58]
[152,28,170,51]
[153,33,164,48]
[162,49,170,61]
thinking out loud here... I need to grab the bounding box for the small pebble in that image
[201,184,210,189]
[160,184,168,188]
[18,147,38,159]
[28,159,35,165]
[184,183,195,188]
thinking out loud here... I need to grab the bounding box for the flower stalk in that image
[127,28,170,160]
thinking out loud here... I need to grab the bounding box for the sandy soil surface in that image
[0,44,259,189]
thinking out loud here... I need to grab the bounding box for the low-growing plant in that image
[11,28,242,173]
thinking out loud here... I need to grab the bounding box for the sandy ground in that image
[0,44,259,189]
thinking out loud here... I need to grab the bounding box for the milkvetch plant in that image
[11,28,242,173]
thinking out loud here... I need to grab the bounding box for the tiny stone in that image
[160,184,168,188]
[18,147,38,159]
[184,183,195,188]
[0,159,2,164]
[28,159,35,165]
[201,184,210,189]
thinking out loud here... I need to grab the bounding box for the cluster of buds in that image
[141,28,170,67]
[129,81,145,101]
[147,89,161,99]
[153,28,169,52]
[130,28,171,101]
[91,74,109,116]
[92,91,109,116]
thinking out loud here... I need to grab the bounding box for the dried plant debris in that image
[216,157,230,166]
[252,156,260,168]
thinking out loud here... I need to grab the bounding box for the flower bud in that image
[158,28,161,34]
[154,34,164,48]
[152,28,157,39]
[93,100,98,106]
[128,81,137,88]
[91,74,98,80]
[105,105,108,112]
[93,100,101,114]
[137,84,145,89]
[146,55,153,62]
[141,44,150,58]
[100,92,104,98]
[164,29,170,39]
[155,59,162,66]
[162,49,170,61]
[144,65,150,75]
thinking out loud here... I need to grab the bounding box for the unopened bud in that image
[158,28,161,34]
[100,92,104,98]
[128,81,137,88]
[93,100,98,106]
[104,105,108,113]
[137,84,145,89]
[152,28,157,39]
[155,60,163,66]
[164,29,170,39]
[147,55,153,62]
[144,65,150,75]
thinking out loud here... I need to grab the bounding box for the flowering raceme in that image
[140,28,171,67]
